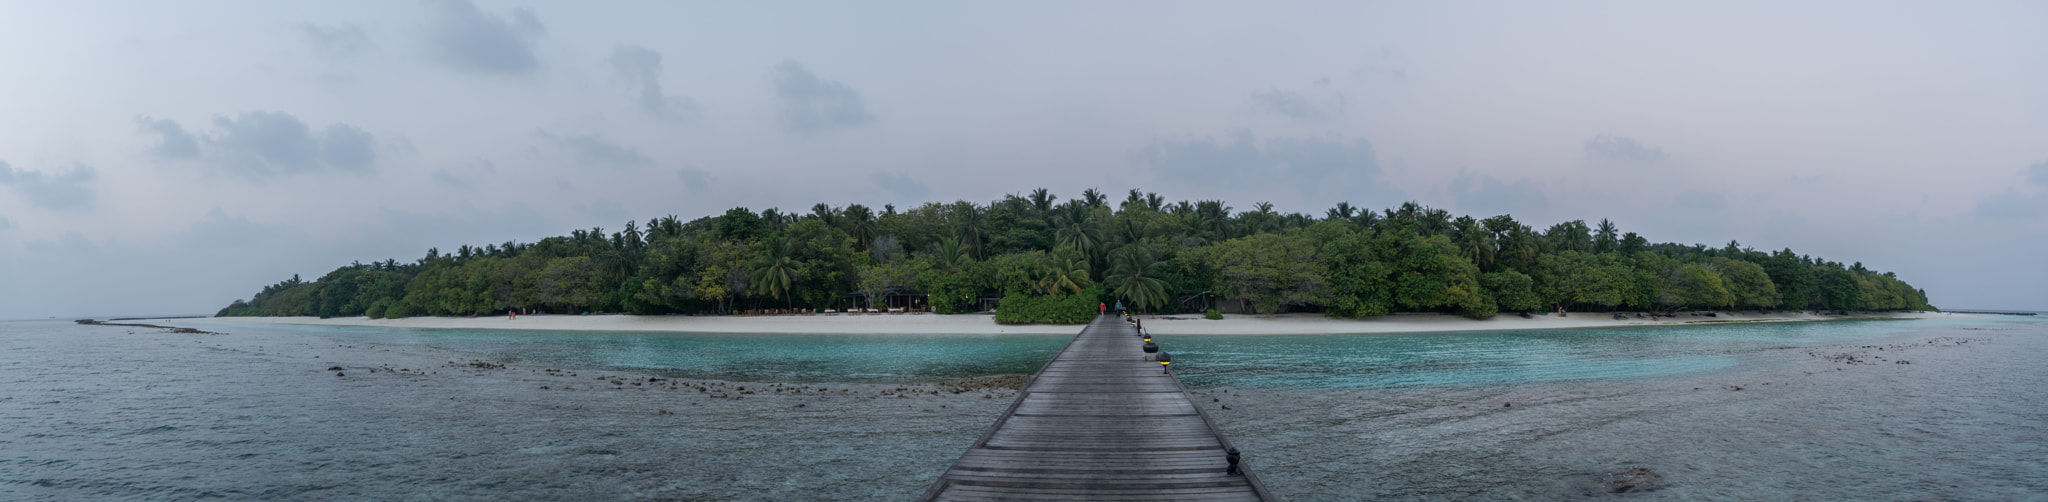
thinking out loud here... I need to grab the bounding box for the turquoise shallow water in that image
[270,324,1072,382]
[1165,318,1943,389]
[245,316,1948,389]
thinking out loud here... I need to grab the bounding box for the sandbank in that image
[184,310,1953,336]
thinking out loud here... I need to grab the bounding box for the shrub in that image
[994,287,1101,324]
[384,302,413,319]
[1204,308,1223,320]
[364,299,390,319]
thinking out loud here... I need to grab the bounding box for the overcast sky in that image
[2,1,2044,318]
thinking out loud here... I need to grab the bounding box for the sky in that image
[1,1,2044,318]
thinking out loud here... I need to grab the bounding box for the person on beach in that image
[508,309,516,320]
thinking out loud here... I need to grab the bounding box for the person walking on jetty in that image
[1100,302,1106,315]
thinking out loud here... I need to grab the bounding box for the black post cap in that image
[1142,342,1158,353]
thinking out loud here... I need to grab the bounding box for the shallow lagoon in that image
[238,315,1940,388]
[2,315,2042,500]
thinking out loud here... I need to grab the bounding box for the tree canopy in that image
[217,192,1935,320]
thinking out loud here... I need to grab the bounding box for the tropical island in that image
[215,190,1934,324]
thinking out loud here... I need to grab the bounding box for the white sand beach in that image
[186,310,1953,336]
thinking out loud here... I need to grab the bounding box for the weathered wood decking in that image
[919,315,1274,501]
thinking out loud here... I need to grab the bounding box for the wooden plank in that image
[918,315,1274,501]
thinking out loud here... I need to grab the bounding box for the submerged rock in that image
[937,374,1030,392]
[1594,467,1664,494]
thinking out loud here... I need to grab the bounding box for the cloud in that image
[1449,171,1547,216]
[535,130,650,167]
[870,171,931,202]
[0,161,97,212]
[1252,89,1342,120]
[139,112,376,178]
[2029,161,2048,186]
[1973,189,2045,220]
[610,44,700,121]
[136,117,201,160]
[677,167,713,192]
[1584,135,1669,166]
[0,215,13,230]
[320,123,376,168]
[202,111,377,177]
[1137,132,1382,190]
[302,23,371,59]
[423,0,544,75]
[774,60,874,133]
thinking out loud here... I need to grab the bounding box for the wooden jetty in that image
[919,315,1274,501]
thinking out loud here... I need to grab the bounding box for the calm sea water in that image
[1,314,2042,500]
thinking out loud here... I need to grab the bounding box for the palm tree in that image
[950,202,986,259]
[620,221,643,252]
[1122,188,1147,213]
[1244,202,1278,234]
[1052,213,1102,260]
[1504,225,1539,268]
[1037,252,1091,295]
[1195,200,1233,241]
[845,204,876,251]
[760,208,790,231]
[656,215,683,241]
[750,237,804,307]
[1080,188,1107,208]
[1353,210,1382,231]
[1326,202,1357,222]
[1417,208,1451,236]
[1105,247,1169,313]
[1545,220,1593,253]
[1027,188,1056,218]
[1594,218,1619,254]
[935,237,968,273]
[1453,216,1496,271]
[1112,218,1151,246]
[1391,201,1423,222]
[810,203,840,228]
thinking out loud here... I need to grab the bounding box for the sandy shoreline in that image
[183,310,1955,336]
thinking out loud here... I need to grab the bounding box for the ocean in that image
[2,314,2042,500]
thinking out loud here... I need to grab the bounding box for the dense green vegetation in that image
[217,190,1934,322]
